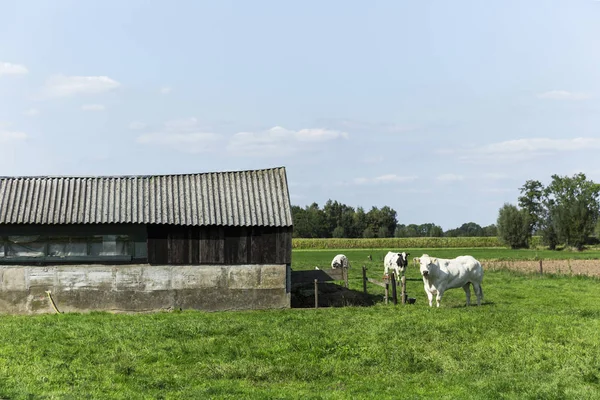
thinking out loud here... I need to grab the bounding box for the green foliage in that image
[293,236,508,249]
[518,179,545,234]
[496,203,530,249]
[332,226,345,238]
[544,173,600,250]
[395,222,444,237]
[362,227,376,238]
[445,222,486,237]
[291,201,398,238]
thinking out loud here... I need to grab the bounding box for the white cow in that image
[331,254,350,269]
[383,251,410,278]
[416,254,484,307]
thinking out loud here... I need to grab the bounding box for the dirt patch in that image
[484,259,600,277]
[291,282,379,308]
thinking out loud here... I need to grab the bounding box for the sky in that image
[1,0,600,231]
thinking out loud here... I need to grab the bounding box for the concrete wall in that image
[0,264,291,314]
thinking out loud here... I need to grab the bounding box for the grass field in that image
[1,249,600,399]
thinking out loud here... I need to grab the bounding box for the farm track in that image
[484,259,600,277]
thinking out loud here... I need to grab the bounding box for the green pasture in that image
[0,249,599,399]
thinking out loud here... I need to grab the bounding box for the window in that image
[0,226,147,264]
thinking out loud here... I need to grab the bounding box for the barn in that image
[0,167,293,314]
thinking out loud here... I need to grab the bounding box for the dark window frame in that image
[0,224,148,265]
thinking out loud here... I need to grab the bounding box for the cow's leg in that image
[463,283,471,306]
[436,291,443,308]
[473,282,483,306]
[425,287,433,307]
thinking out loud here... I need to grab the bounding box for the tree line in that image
[497,173,600,250]
[291,200,498,239]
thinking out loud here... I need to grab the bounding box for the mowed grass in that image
[0,250,599,399]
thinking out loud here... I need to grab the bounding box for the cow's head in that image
[418,254,438,278]
[395,252,410,272]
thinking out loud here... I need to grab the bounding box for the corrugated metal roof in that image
[0,167,293,227]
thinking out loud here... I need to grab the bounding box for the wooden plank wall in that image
[147,225,292,265]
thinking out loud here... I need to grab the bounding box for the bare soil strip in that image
[484,259,600,277]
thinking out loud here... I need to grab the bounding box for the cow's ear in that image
[406,253,410,256]
[431,258,437,263]
[414,257,420,263]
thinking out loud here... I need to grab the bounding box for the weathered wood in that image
[150,225,291,266]
[314,279,318,309]
[401,274,406,305]
[262,229,277,265]
[366,277,387,288]
[391,273,397,305]
[362,265,367,294]
[343,266,348,288]
[224,227,241,264]
[168,229,186,264]
[250,228,263,264]
[147,225,168,264]
[275,228,291,264]
[292,268,345,284]
[385,278,389,305]
[539,259,543,276]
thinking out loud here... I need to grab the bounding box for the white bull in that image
[383,251,409,278]
[331,254,350,269]
[416,254,484,307]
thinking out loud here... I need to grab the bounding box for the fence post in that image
[344,266,349,289]
[539,259,543,276]
[391,273,397,305]
[384,277,389,305]
[362,265,367,294]
[401,274,406,305]
[314,279,319,309]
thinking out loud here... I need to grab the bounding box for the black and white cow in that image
[383,251,410,278]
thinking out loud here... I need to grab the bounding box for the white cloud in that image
[536,90,592,101]
[0,130,27,143]
[322,118,419,134]
[136,117,223,153]
[227,126,348,156]
[480,137,600,154]
[23,108,39,117]
[457,137,600,163]
[0,62,28,76]
[296,128,349,142]
[160,86,172,94]
[41,75,120,98]
[437,173,465,182]
[352,174,418,185]
[128,121,146,130]
[81,104,105,111]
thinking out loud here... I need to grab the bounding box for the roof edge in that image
[0,166,287,180]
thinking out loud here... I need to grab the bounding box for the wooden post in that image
[401,274,406,305]
[362,265,367,294]
[391,273,397,305]
[314,279,319,309]
[539,259,543,276]
[384,276,389,305]
[343,266,349,289]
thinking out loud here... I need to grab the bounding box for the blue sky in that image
[1,0,600,230]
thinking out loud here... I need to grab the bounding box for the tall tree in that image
[543,173,600,250]
[518,180,545,235]
[496,203,530,249]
